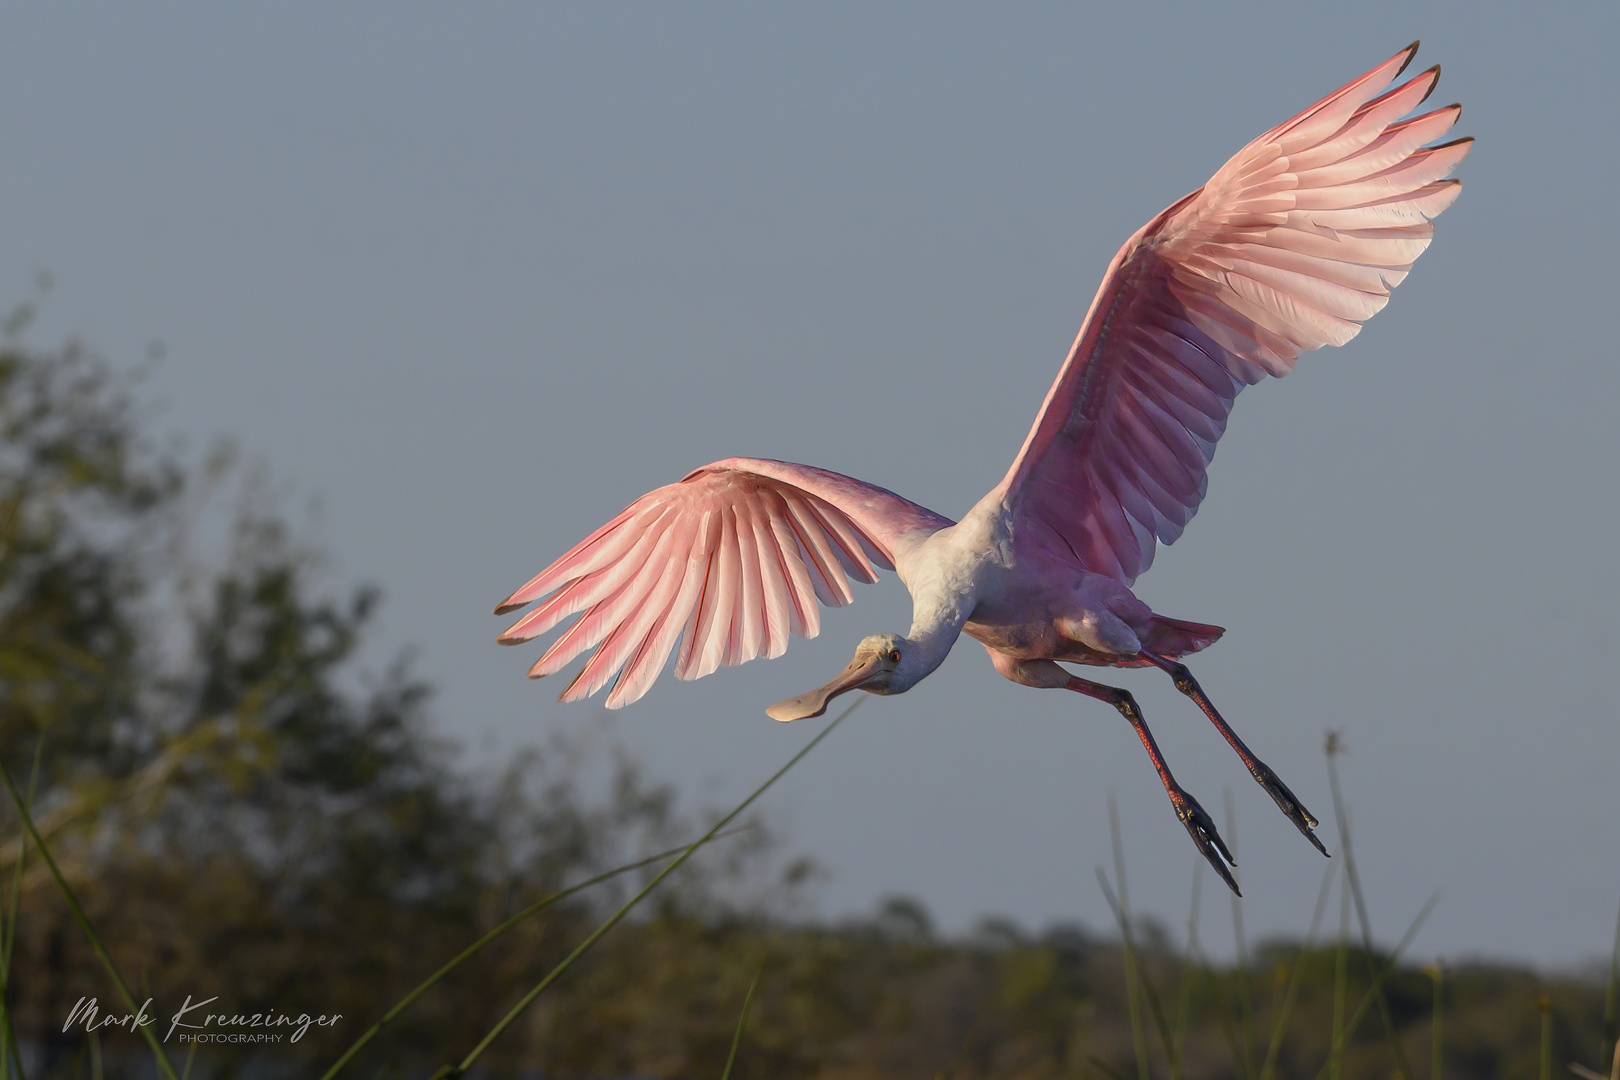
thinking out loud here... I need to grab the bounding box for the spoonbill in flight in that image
[497,44,1470,893]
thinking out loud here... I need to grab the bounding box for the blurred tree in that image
[0,316,1608,1080]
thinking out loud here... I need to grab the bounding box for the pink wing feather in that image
[497,458,952,708]
[999,43,1471,584]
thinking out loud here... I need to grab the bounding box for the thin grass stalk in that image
[1105,796,1152,1080]
[0,753,180,1080]
[0,734,43,1080]
[1086,1055,1130,1080]
[1171,860,1204,1080]
[720,966,761,1080]
[1196,942,1249,1079]
[1602,898,1620,1076]
[935,996,989,1080]
[1310,892,1439,1080]
[1259,859,1336,1080]
[1541,991,1553,1080]
[435,701,857,1079]
[1096,868,1175,1074]
[1427,959,1443,1080]
[1329,863,1349,1080]
[1325,734,1418,1080]
[320,829,752,1080]
[1223,791,1256,1080]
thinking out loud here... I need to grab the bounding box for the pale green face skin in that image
[766,634,907,721]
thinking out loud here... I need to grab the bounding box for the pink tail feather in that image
[1144,615,1225,659]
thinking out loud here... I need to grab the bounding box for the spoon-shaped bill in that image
[767,651,885,721]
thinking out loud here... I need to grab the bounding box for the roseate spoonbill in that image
[497,44,1469,894]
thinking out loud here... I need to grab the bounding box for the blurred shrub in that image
[0,325,1609,1079]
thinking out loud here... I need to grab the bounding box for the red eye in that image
[888,649,901,663]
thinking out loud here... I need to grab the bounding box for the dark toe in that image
[1171,789,1241,897]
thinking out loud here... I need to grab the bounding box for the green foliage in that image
[0,327,1613,1080]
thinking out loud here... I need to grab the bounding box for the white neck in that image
[890,517,989,692]
[889,599,968,692]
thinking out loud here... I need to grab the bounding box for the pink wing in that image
[999,43,1471,584]
[497,458,952,708]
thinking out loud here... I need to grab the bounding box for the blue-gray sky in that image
[2,3,1615,968]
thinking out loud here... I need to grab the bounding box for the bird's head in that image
[766,633,917,721]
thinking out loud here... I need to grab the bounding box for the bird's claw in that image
[1250,763,1328,857]
[1170,788,1241,897]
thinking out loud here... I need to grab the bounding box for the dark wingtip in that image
[1393,40,1421,80]
[1416,63,1442,106]
[494,600,524,616]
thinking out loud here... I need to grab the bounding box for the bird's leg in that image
[1064,673,1241,897]
[984,650,1239,893]
[1139,650,1327,856]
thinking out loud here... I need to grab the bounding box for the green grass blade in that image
[1602,897,1620,1076]
[1311,892,1439,1080]
[319,828,752,1080]
[1259,860,1335,1080]
[0,753,180,1080]
[1197,942,1250,1079]
[720,966,761,1080]
[1224,791,1256,1080]
[1097,867,1174,1077]
[1172,859,1204,1080]
[436,701,857,1079]
[1104,795,1152,1080]
[1325,734,1418,1080]
[1428,959,1443,1080]
[1540,991,1553,1080]
[0,733,43,1080]
[1087,1055,1131,1080]
[1329,851,1350,1080]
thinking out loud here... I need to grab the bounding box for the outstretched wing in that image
[497,457,952,708]
[1000,43,1470,584]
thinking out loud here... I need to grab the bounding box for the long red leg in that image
[1065,674,1241,896]
[1139,650,1327,856]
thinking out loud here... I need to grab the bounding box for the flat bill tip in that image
[766,696,826,722]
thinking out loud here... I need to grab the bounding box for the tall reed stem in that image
[1602,898,1620,1078]
[1539,991,1553,1080]
[1223,791,1256,1080]
[1105,795,1151,1080]
[1428,960,1443,1080]
[1171,860,1203,1080]
[1325,731,1416,1080]
[1329,865,1349,1080]
[1259,860,1335,1080]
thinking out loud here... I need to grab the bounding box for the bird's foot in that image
[1169,787,1240,896]
[1248,762,1328,856]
